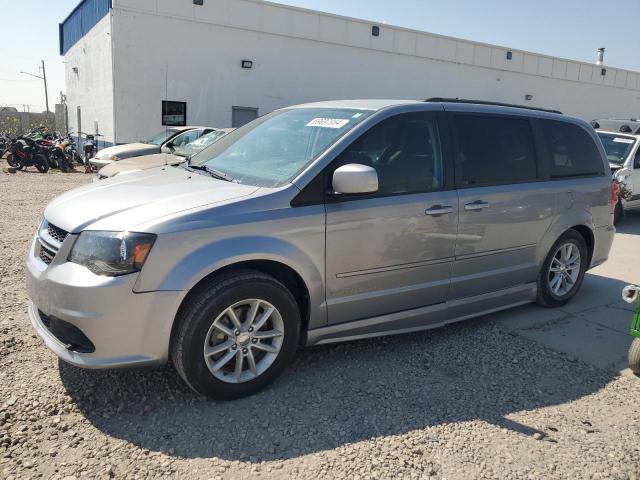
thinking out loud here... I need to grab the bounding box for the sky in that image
[1,0,639,111]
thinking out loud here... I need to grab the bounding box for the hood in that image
[99,153,185,178]
[94,143,160,160]
[44,166,260,233]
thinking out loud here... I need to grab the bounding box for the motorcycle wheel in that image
[48,152,60,170]
[7,153,23,170]
[34,154,50,174]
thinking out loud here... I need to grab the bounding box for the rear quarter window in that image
[541,120,605,178]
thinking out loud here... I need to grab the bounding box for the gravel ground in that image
[1,163,640,480]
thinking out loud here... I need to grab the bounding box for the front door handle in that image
[464,200,490,211]
[425,205,453,216]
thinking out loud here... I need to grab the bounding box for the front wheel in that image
[34,154,50,173]
[171,270,300,399]
[536,230,588,308]
[6,153,23,170]
[629,338,640,375]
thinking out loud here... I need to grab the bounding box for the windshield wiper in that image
[187,164,235,182]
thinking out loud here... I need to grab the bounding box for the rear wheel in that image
[629,338,640,375]
[614,200,624,225]
[171,270,300,399]
[536,231,588,308]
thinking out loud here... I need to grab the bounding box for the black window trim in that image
[292,110,455,206]
[449,111,544,189]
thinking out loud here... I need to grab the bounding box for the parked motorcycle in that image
[80,132,103,164]
[6,136,50,173]
[48,134,76,172]
[0,135,9,159]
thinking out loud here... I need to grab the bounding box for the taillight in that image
[611,181,620,213]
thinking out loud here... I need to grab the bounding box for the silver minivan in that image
[26,99,615,399]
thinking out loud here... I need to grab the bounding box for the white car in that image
[89,126,215,169]
[594,119,640,223]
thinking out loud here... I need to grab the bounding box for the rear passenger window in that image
[334,112,444,196]
[454,115,538,186]
[541,120,604,178]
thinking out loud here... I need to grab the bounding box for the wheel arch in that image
[569,224,595,266]
[170,259,312,347]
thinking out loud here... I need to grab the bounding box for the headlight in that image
[68,231,156,276]
[106,154,120,161]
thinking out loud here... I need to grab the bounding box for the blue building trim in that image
[59,0,112,55]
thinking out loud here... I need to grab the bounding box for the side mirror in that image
[332,164,378,195]
[162,141,174,154]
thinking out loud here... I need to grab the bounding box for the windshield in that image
[191,108,373,187]
[175,130,228,157]
[145,128,180,145]
[597,133,637,165]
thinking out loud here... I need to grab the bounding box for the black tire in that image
[7,153,23,170]
[171,270,301,400]
[536,230,588,308]
[48,152,60,169]
[629,338,640,376]
[34,154,49,173]
[614,200,624,225]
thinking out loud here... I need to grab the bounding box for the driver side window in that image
[334,112,444,196]
[172,130,202,147]
[635,148,640,169]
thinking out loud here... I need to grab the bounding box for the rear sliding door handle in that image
[464,200,490,211]
[425,205,453,216]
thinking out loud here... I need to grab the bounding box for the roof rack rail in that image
[424,98,562,115]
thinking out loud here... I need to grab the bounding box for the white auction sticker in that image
[307,118,350,129]
[613,137,634,144]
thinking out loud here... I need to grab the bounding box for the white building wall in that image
[64,14,115,145]
[106,0,640,143]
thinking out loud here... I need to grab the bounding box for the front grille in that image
[39,244,56,265]
[38,310,95,353]
[46,223,69,243]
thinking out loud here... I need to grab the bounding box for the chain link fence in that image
[0,105,68,137]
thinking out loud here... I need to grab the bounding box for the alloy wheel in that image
[203,299,284,384]
[547,242,581,297]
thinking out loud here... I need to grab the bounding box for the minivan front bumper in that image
[25,233,184,369]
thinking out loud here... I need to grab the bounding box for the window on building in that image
[162,101,187,127]
[232,107,259,128]
[334,112,444,196]
[454,115,538,186]
[541,120,605,178]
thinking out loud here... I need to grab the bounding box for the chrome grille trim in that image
[35,220,69,266]
[39,243,56,265]
[46,223,69,243]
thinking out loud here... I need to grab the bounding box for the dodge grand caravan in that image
[26,99,615,399]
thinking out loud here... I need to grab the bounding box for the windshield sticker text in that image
[307,118,350,129]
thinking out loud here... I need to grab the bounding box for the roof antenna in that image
[164,63,169,166]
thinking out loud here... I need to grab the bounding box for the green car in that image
[624,285,640,374]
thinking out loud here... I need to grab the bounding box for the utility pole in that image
[19,60,50,113]
[41,60,49,114]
